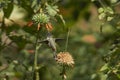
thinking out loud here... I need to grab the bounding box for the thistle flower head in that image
[55,52,74,67]
[32,13,50,24]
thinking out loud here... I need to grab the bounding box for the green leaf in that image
[107,16,113,21]
[106,7,114,14]
[111,0,118,4]
[98,7,104,13]
[46,4,59,17]
[91,0,96,2]
[22,25,36,35]
[5,25,20,34]
[3,2,13,18]
[116,74,120,79]
[19,0,34,17]
[100,64,109,72]
[9,35,30,49]
[98,13,106,20]
[58,14,66,26]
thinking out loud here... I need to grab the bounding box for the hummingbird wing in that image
[38,40,49,44]
[55,38,64,42]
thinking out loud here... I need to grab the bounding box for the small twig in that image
[65,28,70,51]
[98,0,106,8]
[100,22,105,35]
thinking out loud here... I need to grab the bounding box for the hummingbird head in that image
[47,32,53,38]
[47,32,51,36]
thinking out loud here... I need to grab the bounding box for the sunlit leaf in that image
[100,64,109,72]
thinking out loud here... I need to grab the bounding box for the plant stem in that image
[65,28,70,51]
[34,30,40,80]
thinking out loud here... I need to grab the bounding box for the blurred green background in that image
[0,0,120,80]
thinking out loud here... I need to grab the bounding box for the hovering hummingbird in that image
[38,32,64,57]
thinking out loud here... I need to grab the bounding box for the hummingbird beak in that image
[53,52,57,58]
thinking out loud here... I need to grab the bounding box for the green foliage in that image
[1,0,120,80]
[98,7,114,21]
[95,0,120,80]
[46,4,59,17]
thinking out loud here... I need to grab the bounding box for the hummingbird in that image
[38,32,64,58]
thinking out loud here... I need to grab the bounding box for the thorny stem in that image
[61,65,66,80]
[34,30,41,80]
